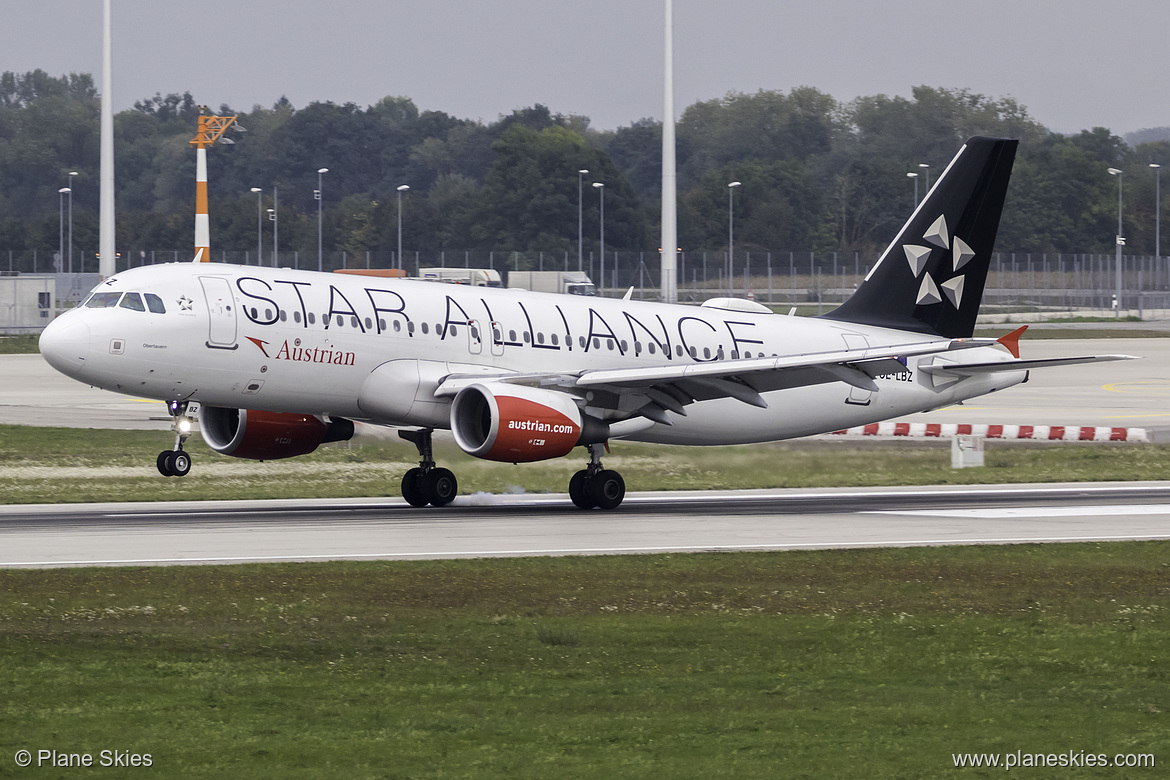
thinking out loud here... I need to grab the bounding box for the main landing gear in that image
[157,400,195,477]
[399,429,458,507]
[568,443,626,510]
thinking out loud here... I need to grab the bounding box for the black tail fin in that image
[821,137,1018,338]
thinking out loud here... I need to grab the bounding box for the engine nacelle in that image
[450,383,607,463]
[200,406,354,460]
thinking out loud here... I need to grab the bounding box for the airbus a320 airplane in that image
[39,138,1131,509]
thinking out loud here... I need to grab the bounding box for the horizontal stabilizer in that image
[919,354,1138,377]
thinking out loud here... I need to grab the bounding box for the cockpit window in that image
[119,292,146,312]
[144,293,166,314]
[85,292,123,308]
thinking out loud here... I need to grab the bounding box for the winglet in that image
[997,325,1028,359]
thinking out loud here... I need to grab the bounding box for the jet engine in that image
[200,406,354,460]
[450,383,608,463]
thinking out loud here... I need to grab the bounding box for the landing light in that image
[179,419,192,434]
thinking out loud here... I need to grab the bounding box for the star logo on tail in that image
[902,214,975,309]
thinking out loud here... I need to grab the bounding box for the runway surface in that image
[3,483,1169,568]
[3,338,1168,435]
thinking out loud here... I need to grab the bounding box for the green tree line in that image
[1,70,1167,264]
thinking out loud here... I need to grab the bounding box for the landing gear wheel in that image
[589,469,625,510]
[401,467,429,507]
[426,468,458,507]
[169,450,192,477]
[569,469,595,509]
[157,451,174,477]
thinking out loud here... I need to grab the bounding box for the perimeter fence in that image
[6,248,1170,319]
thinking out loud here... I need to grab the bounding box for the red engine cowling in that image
[200,406,354,460]
[450,384,607,463]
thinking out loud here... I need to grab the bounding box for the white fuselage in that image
[41,263,1026,445]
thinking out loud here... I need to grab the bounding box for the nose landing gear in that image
[568,443,625,510]
[399,429,458,507]
[157,400,196,477]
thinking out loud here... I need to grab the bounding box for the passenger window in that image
[144,293,166,313]
[86,292,122,308]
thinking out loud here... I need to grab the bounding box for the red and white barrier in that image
[828,422,1148,442]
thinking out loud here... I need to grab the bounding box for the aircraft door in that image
[841,333,872,406]
[489,321,505,356]
[467,319,483,355]
[200,276,238,350]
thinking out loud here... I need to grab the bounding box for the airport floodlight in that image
[578,170,590,271]
[593,183,605,296]
[918,163,931,191]
[68,172,78,272]
[251,189,263,265]
[58,188,70,274]
[728,183,741,297]
[1152,165,1163,259]
[1107,168,1123,317]
[397,186,411,271]
[317,169,329,271]
[907,172,919,207]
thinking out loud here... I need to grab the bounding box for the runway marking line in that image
[6,534,1170,568]
[868,504,1170,519]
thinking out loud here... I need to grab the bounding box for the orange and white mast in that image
[190,109,238,262]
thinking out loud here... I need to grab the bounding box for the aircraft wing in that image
[436,337,1137,426]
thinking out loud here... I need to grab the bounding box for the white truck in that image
[506,271,596,296]
[416,267,503,287]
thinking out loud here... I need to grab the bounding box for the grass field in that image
[4,423,1170,504]
[1,546,1166,778]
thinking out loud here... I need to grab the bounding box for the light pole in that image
[316,168,328,272]
[728,181,741,297]
[250,188,262,265]
[67,171,77,273]
[918,163,930,194]
[577,169,588,272]
[907,172,919,207]
[271,186,279,267]
[58,188,70,274]
[267,207,276,267]
[1108,167,1124,318]
[397,185,410,272]
[593,182,605,296]
[1151,163,1161,259]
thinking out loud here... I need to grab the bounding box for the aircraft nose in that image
[39,315,90,378]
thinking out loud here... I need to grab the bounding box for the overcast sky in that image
[3,0,1167,136]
